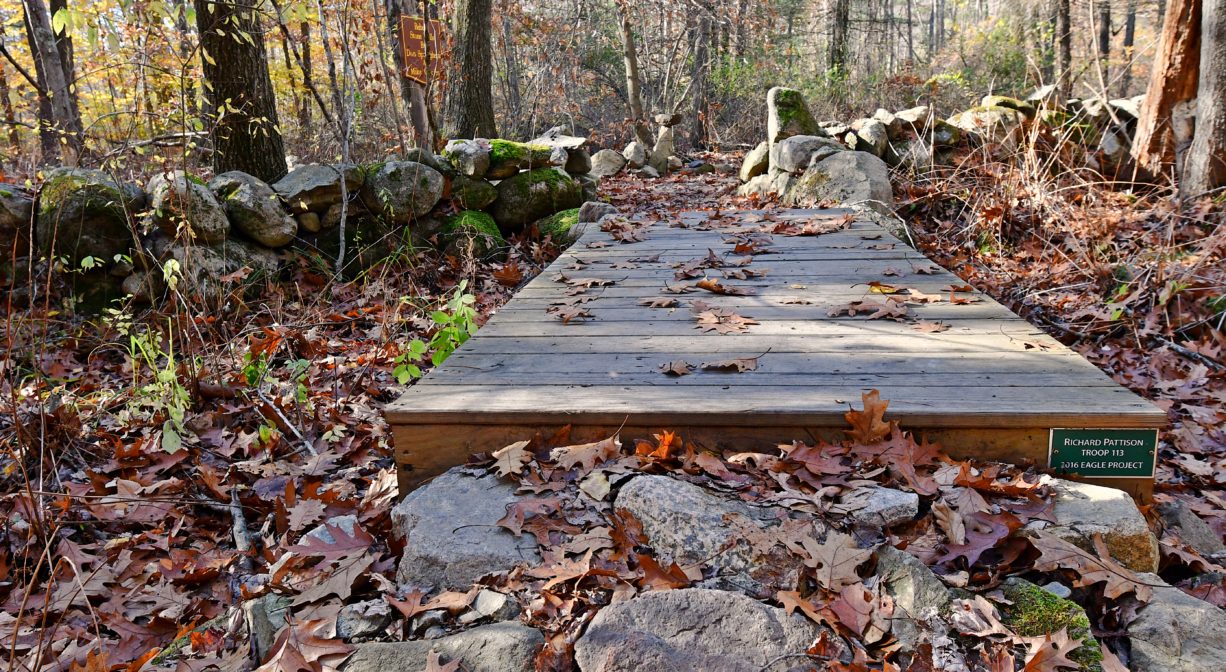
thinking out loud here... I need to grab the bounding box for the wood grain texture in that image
[388,208,1164,497]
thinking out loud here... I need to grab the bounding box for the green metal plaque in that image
[1048,428,1158,478]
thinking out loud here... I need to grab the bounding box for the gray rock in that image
[577,173,599,202]
[876,545,952,648]
[304,514,359,545]
[146,171,230,244]
[0,184,32,238]
[590,149,627,178]
[1041,581,1072,599]
[360,161,445,225]
[844,486,919,528]
[565,148,592,175]
[1028,477,1159,573]
[490,168,583,231]
[1109,96,1144,123]
[578,201,618,224]
[443,139,491,178]
[929,119,963,146]
[767,87,819,145]
[121,270,163,303]
[1099,128,1130,164]
[273,164,365,214]
[651,127,674,173]
[1156,500,1225,557]
[739,141,770,182]
[458,589,520,625]
[848,119,889,157]
[244,594,291,663]
[885,139,935,171]
[894,106,931,128]
[784,151,894,213]
[530,126,588,150]
[451,174,498,211]
[36,167,146,265]
[947,107,1024,146]
[393,469,541,591]
[654,112,683,127]
[980,95,1036,118]
[402,148,454,177]
[1128,573,1226,672]
[769,135,843,174]
[615,475,814,596]
[574,588,823,672]
[151,236,281,303]
[637,165,661,179]
[337,599,395,641]
[209,171,297,248]
[548,146,570,167]
[737,170,796,199]
[343,623,544,672]
[623,141,650,169]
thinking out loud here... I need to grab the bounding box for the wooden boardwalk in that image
[387,208,1165,497]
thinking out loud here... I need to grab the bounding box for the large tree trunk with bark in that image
[689,6,711,149]
[442,0,496,139]
[830,0,850,74]
[1057,0,1071,97]
[23,0,83,163]
[1185,0,1226,196]
[1130,0,1200,180]
[194,0,288,183]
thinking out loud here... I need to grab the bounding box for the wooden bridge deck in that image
[387,208,1165,497]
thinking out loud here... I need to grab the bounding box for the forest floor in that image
[1,154,1222,670]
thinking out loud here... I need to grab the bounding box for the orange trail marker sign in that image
[401,16,445,85]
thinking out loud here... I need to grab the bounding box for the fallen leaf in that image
[550,435,623,473]
[1021,629,1082,671]
[639,297,679,308]
[700,355,761,372]
[790,531,873,590]
[660,360,694,376]
[492,440,532,478]
[844,390,893,444]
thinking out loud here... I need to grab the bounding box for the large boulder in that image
[784,151,894,212]
[486,140,554,180]
[450,175,498,211]
[36,167,144,265]
[149,235,280,303]
[360,161,445,225]
[443,139,491,178]
[650,127,674,174]
[442,211,506,260]
[622,141,650,169]
[615,475,816,597]
[848,119,889,157]
[980,95,1036,119]
[1155,499,1226,558]
[535,208,581,244]
[146,171,229,244]
[208,171,297,248]
[343,623,544,672]
[1027,477,1159,573]
[947,106,1025,146]
[769,135,843,174]
[274,164,365,214]
[767,87,819,145]
[739,141,770,182]
[0,185,33,266]
[578,201,618,224]
[574,589,823,672]
[490,168,583,231]
[590,149,627,178]
[1128,573,1226,672]
[737,171,796,199]
[565,148,592,175]
[392,469,541,591]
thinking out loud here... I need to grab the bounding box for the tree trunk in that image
[830,0,850,74]
[500,11,522,138]
[177,0,198,120]
[1057,0,1072,97]
[616,1,649,143]
[1130,0,1200,179]
[194,0,288,182]
[298,21,312,129]
[442,0,496,139]
[389,0,434,150]
[1185,0,1226,196]
[23,0,82,163]
[1121,0,1137,94]
[690,6,711,149]
[1096,0,1112,91]
[0,57,19,150]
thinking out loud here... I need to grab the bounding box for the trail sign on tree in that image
[401,16,446,85]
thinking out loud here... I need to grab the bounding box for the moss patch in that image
[536,208,580,242]
[442,210,505,259]
[489,139,551,166]
[998,580,1103,671]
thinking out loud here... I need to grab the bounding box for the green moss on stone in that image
[536,208,580,241]
[982,95,1036,118]
[442,210,505,258]
[999,580,1103,671]
[489,139,551,165]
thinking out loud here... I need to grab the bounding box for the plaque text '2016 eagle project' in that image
[1048,428,1158,478]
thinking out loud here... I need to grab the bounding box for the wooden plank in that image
[387,384,1164,425]
[418,371,1120,388]
[393,423,1153,501]
[493,303,1022,322]
[472,319,1058,339]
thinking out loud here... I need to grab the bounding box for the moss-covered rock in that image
[209,171,297,248]
[36,167,145,266]
[144,232,281,306]
[998,578,1103,671]
[486,140,554,179]
[442,210,505,259]
[443,139,492,177]
[450,174,498,211]
[490,168,583,232]
[767,87,819,145]
[947,106,1025,145]
[535,208,580,243]
[274,164,365,214]
[146,170,230,244]
[359,160,445,225]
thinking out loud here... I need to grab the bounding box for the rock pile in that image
[11,128,610,311]
[737,85,1151,209]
